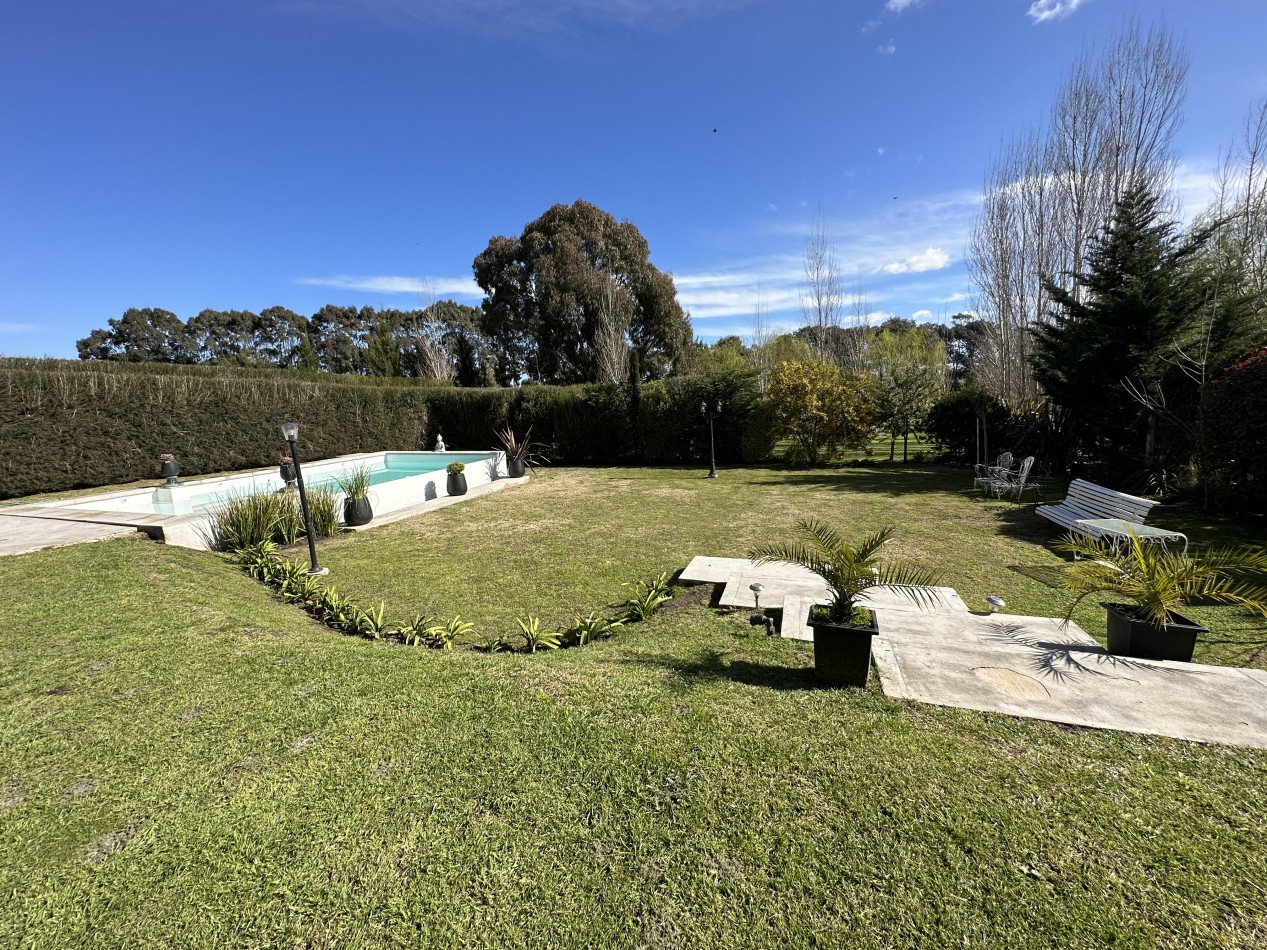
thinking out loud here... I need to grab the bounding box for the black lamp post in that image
[701,399,722,478]
[280,421,328,576]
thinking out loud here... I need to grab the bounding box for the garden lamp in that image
[280,421,328,576]
[701,399,722,478]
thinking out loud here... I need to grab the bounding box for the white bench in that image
[1035,479,1158,539]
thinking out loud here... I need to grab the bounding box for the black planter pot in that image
[447,472,468,496]
[807,610,879,687]
[1103,602,1207,662]
[160,461,180,480]
[343,496,373,527]
[280,464,296,483]
[507,458,527,478]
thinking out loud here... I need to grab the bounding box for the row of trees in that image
[78,201,694,387]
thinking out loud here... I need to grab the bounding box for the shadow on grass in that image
[626,648,819,691]
[746,466,968,497]
[1007,564,1069,589]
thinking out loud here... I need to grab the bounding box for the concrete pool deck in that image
[680,555,1267,750]
[0,475,529,557]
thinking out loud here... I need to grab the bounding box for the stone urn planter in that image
[159,454,180,485]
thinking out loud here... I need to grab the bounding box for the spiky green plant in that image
[334,466,373,500]
[350,601,393,640]
[567,611,624,646]
[273,495,303,545]
[1057,530,1267,629]
[515,615,561,652]
[749,520,940,624]
[398,614,436,647]
[305,487,340,539]
[424,615,473,650]
[622,572,675,622]
[210,491,284,551]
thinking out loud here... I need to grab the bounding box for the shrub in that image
[1205,346,1267,513]
[766,361,874,466]
[305,487,339,538]
[923,387,1011,464]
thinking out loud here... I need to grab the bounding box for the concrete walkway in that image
[680,555,1267,750]
[0,513,140,556]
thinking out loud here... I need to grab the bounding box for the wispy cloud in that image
[272,0,753,38]
[885,0,920,11]
[0,322,39,333]
[860,18,881,33]
[1027,0,1087,24]
[912,309,933,320]
[880,247,951,274]
[295,274,482,298]
[876,40,896,55]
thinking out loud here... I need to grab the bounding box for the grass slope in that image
[1,465,1264,948]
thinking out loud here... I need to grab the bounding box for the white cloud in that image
[0,322,39,333]
[881,247,951,274]
[876,40,896,55]
[860,19,881,33]
[1027,0,1087,24]
[295,274,482,297]
[885,0,920,11]
[912,309,933,320]
[766,203,778,212]
[876,146,886,157]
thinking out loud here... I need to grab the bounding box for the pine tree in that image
[1031,184,1212,479]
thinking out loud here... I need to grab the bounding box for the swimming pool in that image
[30,450,508,548]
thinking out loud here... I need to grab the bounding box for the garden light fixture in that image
[280,421,328,576]
[701,399,722,478]
[749,582,764,610]
[987,595,1006,613]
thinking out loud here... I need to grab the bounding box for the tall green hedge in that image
[0,361,774,499]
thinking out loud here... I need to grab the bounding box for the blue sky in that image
[2,0,1266,359]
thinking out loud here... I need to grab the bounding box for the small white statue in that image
[435,432,446,452]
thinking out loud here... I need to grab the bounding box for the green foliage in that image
[305,486,340,538]
[1204,346,1267,513]
[516,615,562,652]
[334,466,372,499]
[398,613,436,647]
[1057,530,1267,629]
[623,572,675,622]
[495,424,547,468]
[445,461,465,475]
[349,601,393,640]
[750,521,940,624]
[424,615,473,650]
[567,611,624,646]
[210,491,287,552]
[1,359,774,498]
[867,328,948,460]
[473,199,691,384]
[766,361,875,466]
[0,359,431,499]
[925,387,1012,464]
[1031,184,1215,479]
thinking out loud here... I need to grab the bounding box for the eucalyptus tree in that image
[472,200,690,384]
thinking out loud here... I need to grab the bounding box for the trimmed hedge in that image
[1,361,774,499]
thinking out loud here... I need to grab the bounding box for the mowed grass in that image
[0,464,1263,949]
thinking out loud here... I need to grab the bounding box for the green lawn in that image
[2,464,1265,948]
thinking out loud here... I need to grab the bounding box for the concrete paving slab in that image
[0,514,139,556]
[871,609,1267,749]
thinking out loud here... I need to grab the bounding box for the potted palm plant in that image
[1058,530,1267,662]
[334,466,374,526]
[446,461,467,496]
[496,425,544,478]
[749,521,940,687]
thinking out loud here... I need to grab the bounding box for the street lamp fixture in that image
[701,399,722,478]
[280,421,328,576]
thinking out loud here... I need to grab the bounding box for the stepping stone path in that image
[680,555,1267,750]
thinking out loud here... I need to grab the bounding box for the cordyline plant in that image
[1057,530,1267,629]
[749,520,940,624]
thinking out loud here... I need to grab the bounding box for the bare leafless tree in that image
[592,273,630,384]
[967,22,1189,404]
[800,206,843,362]
[747,282,775,391]
[409,277,455,381]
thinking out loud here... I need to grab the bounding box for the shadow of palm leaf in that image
[983,621,1211,684]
